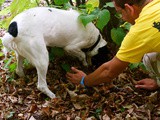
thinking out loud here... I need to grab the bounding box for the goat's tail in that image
[1,33,14,58]
[1,21,18,58]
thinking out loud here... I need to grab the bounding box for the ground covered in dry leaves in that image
[1,2,160,120]
[1,32,160,120]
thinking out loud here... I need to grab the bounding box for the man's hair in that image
[113,0,147,9]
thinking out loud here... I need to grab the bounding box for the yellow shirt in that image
[116,0,160,63]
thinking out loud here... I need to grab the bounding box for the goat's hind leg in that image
[36,55,56,99]
[18,37,56,98]
[31,41,56,98]
[15,52,25,77]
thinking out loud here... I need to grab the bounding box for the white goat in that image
[2,7,107,98]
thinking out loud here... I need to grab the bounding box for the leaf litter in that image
[1,44,160,119]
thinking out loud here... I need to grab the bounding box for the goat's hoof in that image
[49,93,56,99]
[38,86,56,99]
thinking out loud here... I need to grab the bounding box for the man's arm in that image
[66,56,129,86]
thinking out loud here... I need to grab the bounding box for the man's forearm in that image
[83,63,113,86]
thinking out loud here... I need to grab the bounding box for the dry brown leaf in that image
[66,88,77,98]
[51,110,59,118]
[29,116,37,120]
[102,114,110,120]
[86,116,96,120]
[148,91,158,103]
[8,95,18,103]
[73,103,83,110]
[41,106,51,116]
[118,73,127,80]
[28,104,38,113]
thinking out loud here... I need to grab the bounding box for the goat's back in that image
[11,7,100,47]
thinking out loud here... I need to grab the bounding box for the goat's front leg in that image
[64,45,88,66]
[86,55,92,66]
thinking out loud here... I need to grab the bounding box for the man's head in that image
[113,0,147,9]
[113,0,150,24]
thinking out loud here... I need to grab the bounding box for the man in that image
[66,0,160,90]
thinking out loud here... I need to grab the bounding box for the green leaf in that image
[129,62,146,70]
[51,47,64,57]
[79,14,96,26]
[104,2,114,8]
[96,108,102,114]
[0,6,10,15]
[86,0,99,8]
[49,50,55,61]
[86,0,99,13]
[54,0,69,5]
[63,2,74,9]
[4,57,13,69]
[96,9,110,31]
[6,111,15,119]
[111,27,126,46]
[129,63,139,70]
[61,63,71,72]
[90,7,100,15]
[120,107,125,112]
[49,47,64,61]
[9,63,17,72]
[139,62,146,70]
[0,52,4,57]
[120,22,132,31]
[0,17,12,29]
[0,0,5,7]
[23,59,31,69]
[0,0,39,29]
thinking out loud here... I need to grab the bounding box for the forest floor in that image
[1,1,160,120]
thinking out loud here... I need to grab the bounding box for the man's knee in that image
[143,52,160,76]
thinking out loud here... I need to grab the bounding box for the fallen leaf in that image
[28,104,37,113]
[8,95,18,103]
[29,116,37,120]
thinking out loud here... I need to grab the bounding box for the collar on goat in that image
[82,34,101,53]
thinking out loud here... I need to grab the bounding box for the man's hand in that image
[66,67,86,85]
[135,78,159,90]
